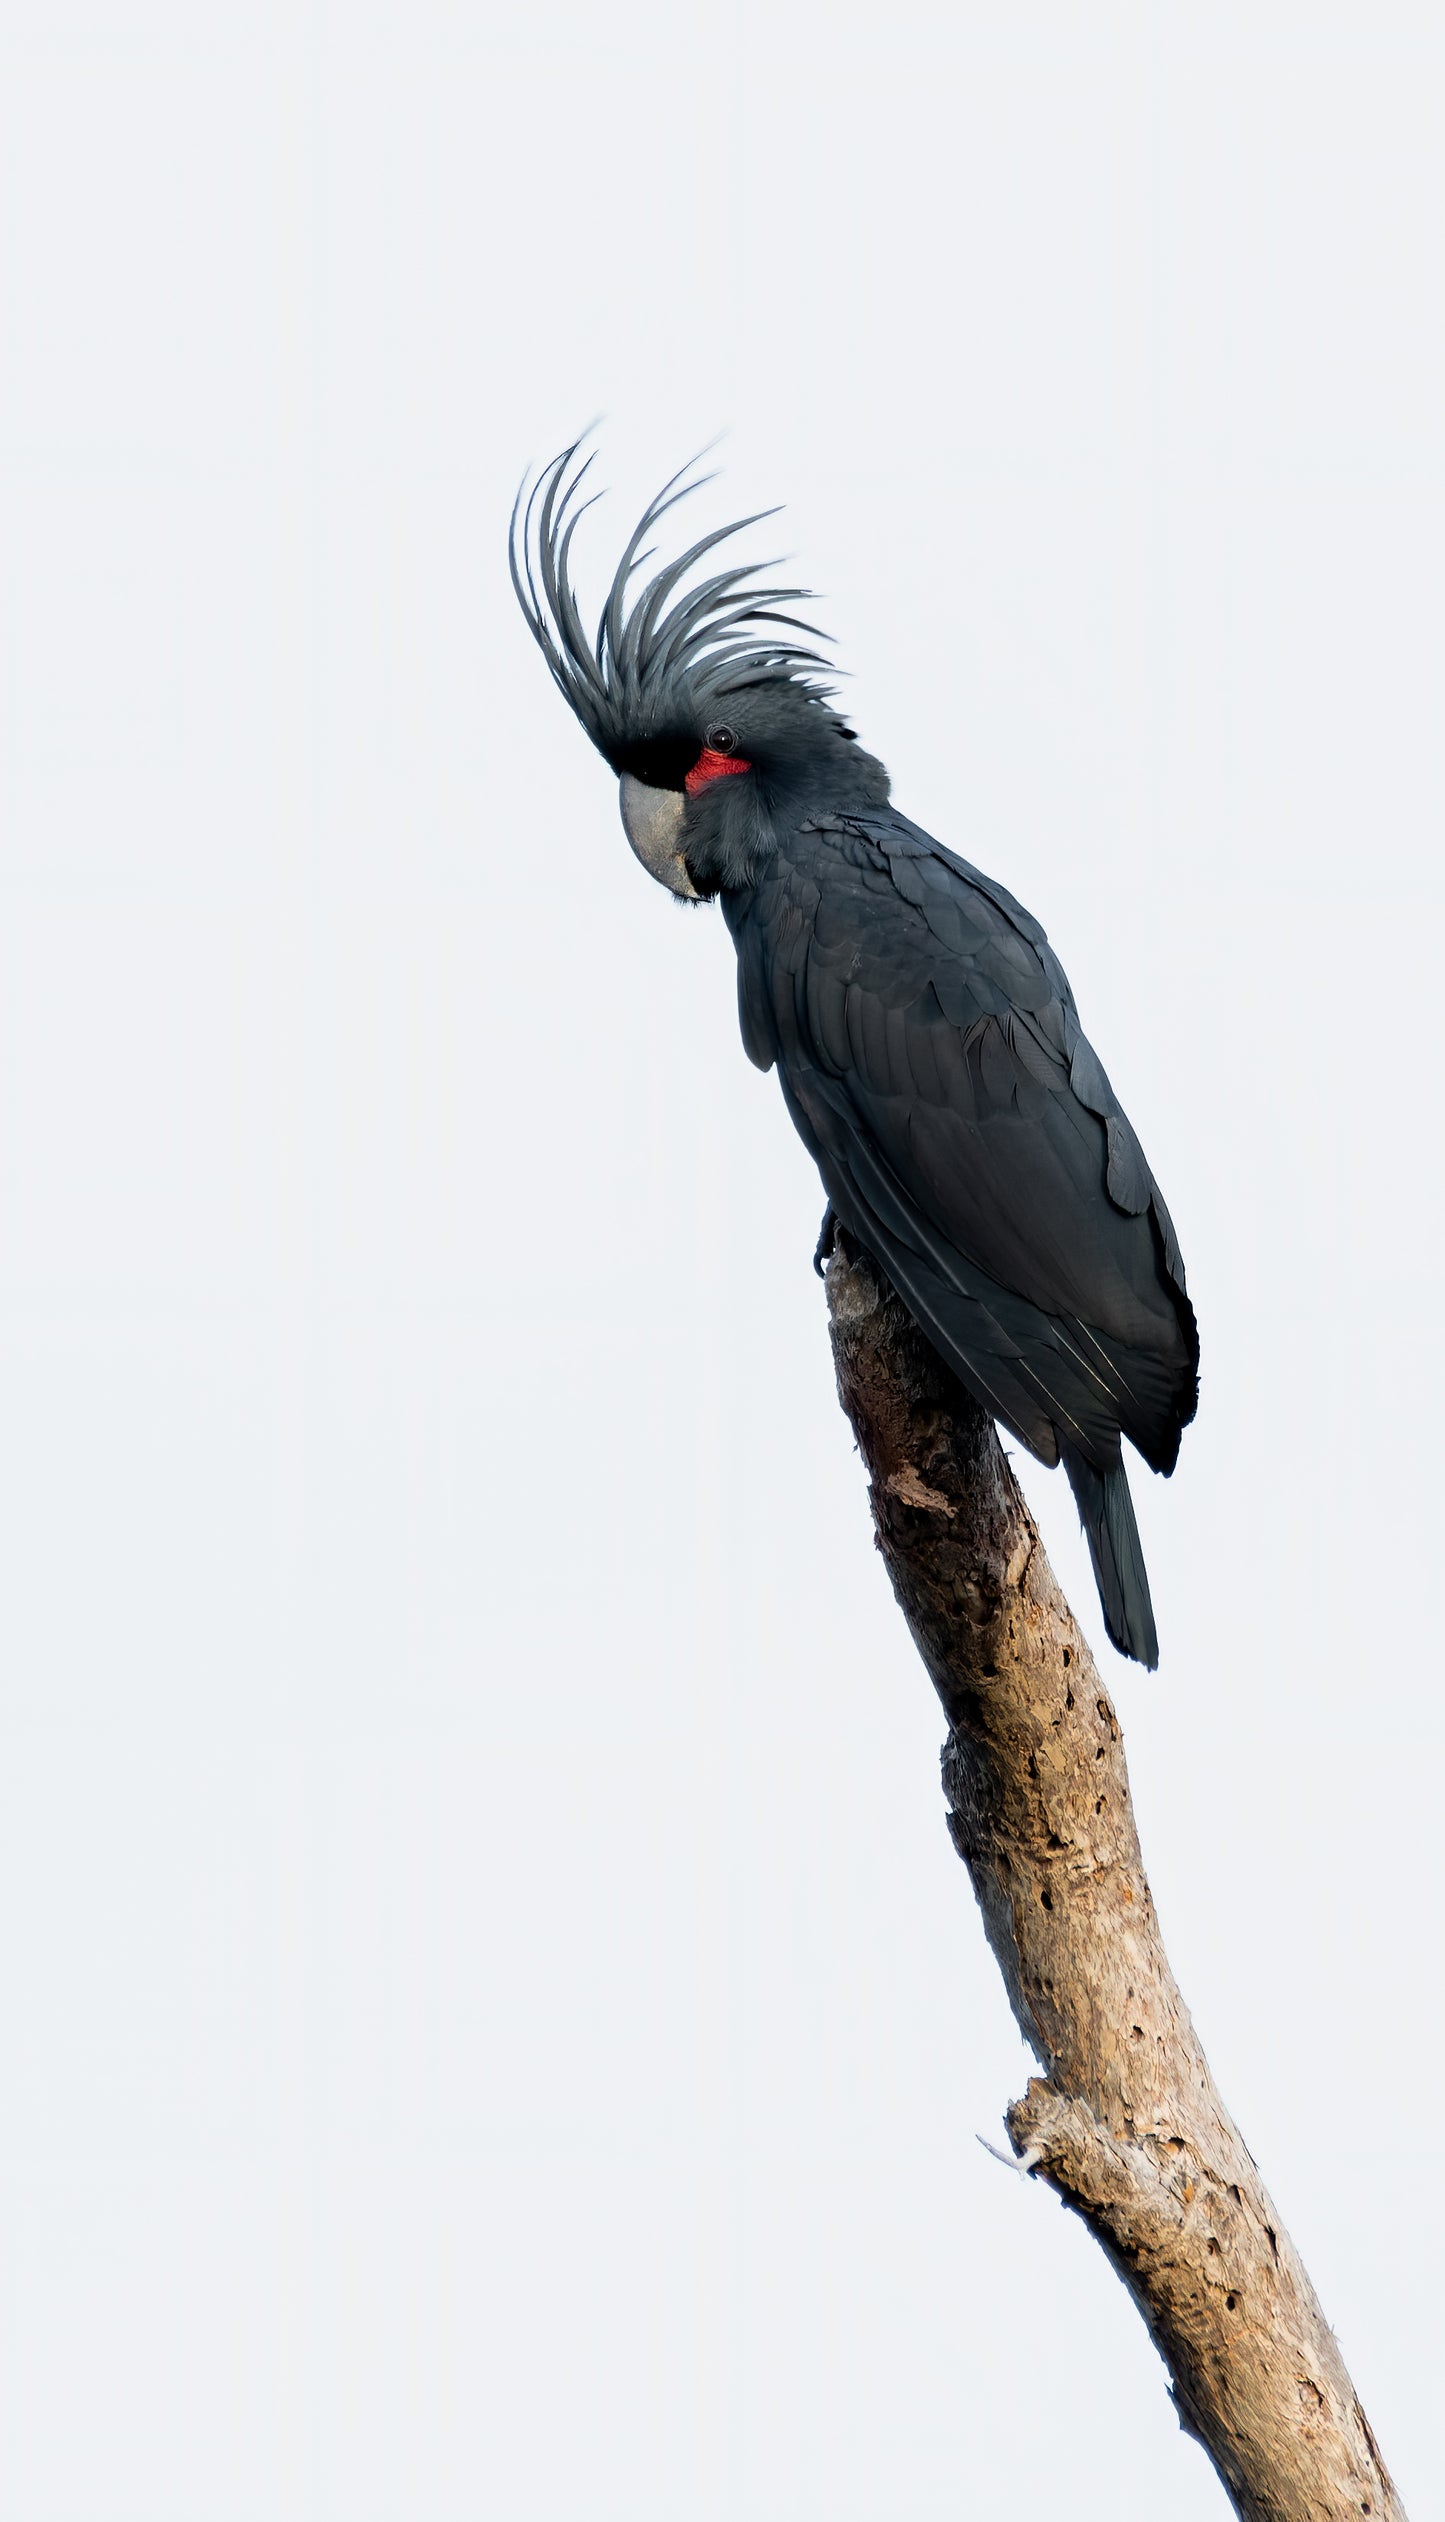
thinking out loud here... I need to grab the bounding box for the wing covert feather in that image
[727,809,1197,1471]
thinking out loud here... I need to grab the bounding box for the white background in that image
[1,4,1440,2514]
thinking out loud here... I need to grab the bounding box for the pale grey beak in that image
[618,773,700,900]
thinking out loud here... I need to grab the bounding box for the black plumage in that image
[512,444,1198,1666]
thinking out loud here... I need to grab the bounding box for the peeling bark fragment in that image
[825,1240,1404,2522]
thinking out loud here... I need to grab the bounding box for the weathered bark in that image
[825,1238,1403,2522]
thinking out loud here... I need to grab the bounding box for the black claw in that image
[813,1204,838,1278]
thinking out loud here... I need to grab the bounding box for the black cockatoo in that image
[511,445,1198,1667]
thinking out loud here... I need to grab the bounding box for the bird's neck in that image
[684,744,890,896]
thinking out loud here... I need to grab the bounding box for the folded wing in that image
[725,809,1198,1475]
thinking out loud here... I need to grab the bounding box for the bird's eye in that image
[705,724,737,753]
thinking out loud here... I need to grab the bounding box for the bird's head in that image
[510,440,888,899]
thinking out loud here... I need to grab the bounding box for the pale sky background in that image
[1,4,1441,2516]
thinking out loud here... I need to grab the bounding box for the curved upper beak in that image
[618,773,700,900]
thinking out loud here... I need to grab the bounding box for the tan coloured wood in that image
[826,1239,1403,2522]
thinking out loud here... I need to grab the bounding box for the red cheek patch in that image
[685,748,752,796]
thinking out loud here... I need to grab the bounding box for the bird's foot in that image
[812,1205,838,1279]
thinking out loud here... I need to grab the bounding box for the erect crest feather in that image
[509,437,836,763]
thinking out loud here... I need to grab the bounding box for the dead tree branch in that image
[825,1237,1403,2522]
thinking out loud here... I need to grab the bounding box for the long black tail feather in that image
[1062,1450,1159,1669]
